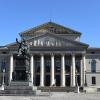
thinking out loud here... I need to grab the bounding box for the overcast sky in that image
[0,0,100,47]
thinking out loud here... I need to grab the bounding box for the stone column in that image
[83,55,86,85]
[51,54,55,86]
[40,54,44,86]
[9,54,13,82]
[30,55,34,84]
[71,54,76,87]
[61,54,65,87]
[80,60,83,86]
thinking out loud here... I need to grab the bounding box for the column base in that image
[39,85,44,87]
[60,85,65,87]
[50,84,56,87]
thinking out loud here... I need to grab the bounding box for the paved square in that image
[0,92,100,100]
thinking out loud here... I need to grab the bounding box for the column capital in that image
[81,52,86,56]
[30,54,34,56]
[10,54,14,56]
[61,53,65,56]
[40,53,44,56]
[50,53,55,56]
[71,53,75,56]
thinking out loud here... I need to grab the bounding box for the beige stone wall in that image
[86,54,100,87]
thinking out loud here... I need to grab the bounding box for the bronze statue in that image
[16,35,30,57]
[16,35,31,81]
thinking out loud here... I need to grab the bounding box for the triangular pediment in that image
[27,31,88,48]
[20,22,81,35]
[6,30,88,49]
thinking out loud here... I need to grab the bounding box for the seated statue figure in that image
[16,36,30,57]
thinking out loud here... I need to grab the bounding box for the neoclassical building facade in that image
[0,22,100,88]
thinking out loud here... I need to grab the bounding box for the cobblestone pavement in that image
[0,92,100,100]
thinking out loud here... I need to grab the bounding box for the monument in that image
[16,35,31,82]
[0,35,39,95]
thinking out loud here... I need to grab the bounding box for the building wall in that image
[86,54,100,87]
[86,74,100,87]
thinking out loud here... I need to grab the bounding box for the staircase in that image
[37,86,76,92]
[0,81,40,96]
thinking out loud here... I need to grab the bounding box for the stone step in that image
[4,86,33,90]
[0,81,41,96]
[37,86,76,92]
[9,81,31,86]
[0,89,41,96]
[0,90,35,94]
[0,94,35,96]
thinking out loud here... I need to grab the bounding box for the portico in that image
[9,52,86,87]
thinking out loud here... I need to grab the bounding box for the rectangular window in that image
[92,77,96,85]
[91,60,96,73]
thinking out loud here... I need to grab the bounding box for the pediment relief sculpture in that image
[28,34,79,47]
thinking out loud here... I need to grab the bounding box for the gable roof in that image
[20,22,81,35]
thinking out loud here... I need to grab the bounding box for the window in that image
[91,52,95,54]
[2,52,7,54]
[91,60,96,73]
[48,27,56,33]
[92,77,96,85]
